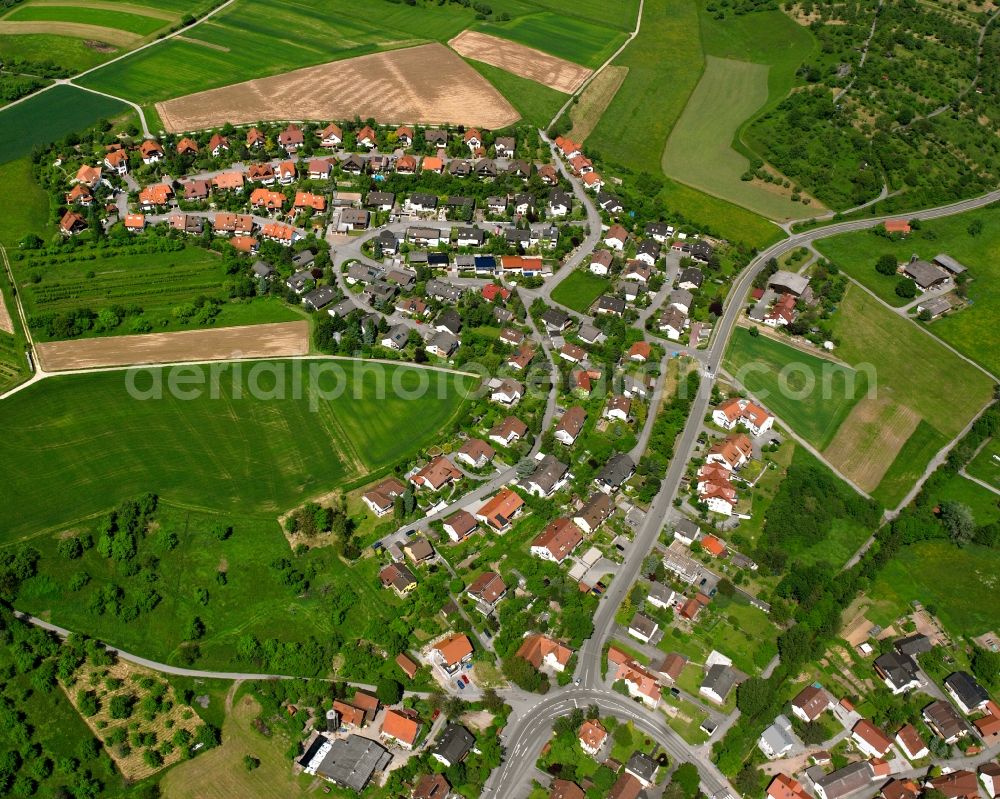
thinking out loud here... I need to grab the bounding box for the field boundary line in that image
[718,366,874,500]
[842,277,999,383]
[546,0,645,128]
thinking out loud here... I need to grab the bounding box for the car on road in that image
[670,687,680,697]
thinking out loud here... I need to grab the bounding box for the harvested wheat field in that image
[449,30,591,93]
[0,20,139,46]
[822,396,921,492]
[35,321,309,371]
[156,42,519,132]
[569,65,628,141]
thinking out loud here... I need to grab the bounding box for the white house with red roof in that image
[712,397,774,436]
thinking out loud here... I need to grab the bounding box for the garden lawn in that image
[0,84,128,163]
[467,59,567,129]
[866,541,1000,637]
[817,206,1000,377]
[966,437,1000,489]
[550,269,611,314]
[723,327,866,449]
[0,361,475,540]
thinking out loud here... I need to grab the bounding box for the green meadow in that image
[723,328,867,449]
[473,12,628,69]
[817,205,1000,377]
[0,362,475,541]
[467,59,568,128]
[0,85,128,163]
[5,5,169,36]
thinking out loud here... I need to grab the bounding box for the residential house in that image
[792,685,834,723]
[658,307,687,341]
[595,295,626,316]
[278,124,303,151]
[678,267,704,291]
[670,288,693,314]
[626,752,658,788]
[362,477,406,517]
[605,395,632,423]
[654,652,688,684]
[554,407,586,445]
[104,149,129,175]
[713,397,775,436]
[379,563,417,597]
[530,518,583,563]
[582,172,603,192]
[250,187,286,212]
[380,323,410,351]
[410,456,461,491]
[604,224,628,251]
[895,724,928,760]
[138,183,173,209]
[212,171,245,192]
[706,434,753,471]
[541,308,572,332]
[636,239,661,265]
[609,649,662,709]
[464,128,481,150]
[980,763,1000,798]
[628,612,658,644]
[73,164,102,187]
[516,634,572,673]
[246,127,266,149]
[432,633,473,675]
[628,341,651,362]
[767,774,813,799]
[299,734,392,791]
[213,212,254,236]
[261,222,298,246]
[812,761,875,799]
[491,378,523,405]
[928,771,980,799]
[595,453,635,493]
[590,250,613,276]
[549,780,584,799]
[443,510,477,543]
[431,724,475,768]
[573,492,612,534]
[874,652,922,694]
[331,699,367,729]
[59,211,87,236]
[303,286,335,310]
[320,123,342,148]
[169,213,205,236]
[381,708,421,749]
[578,719,607,756]
[366,190,395,211]
[597,191,624,214]
[923,699,968,743]
[456,438,495,469]
[413,773,451,799]
[609,774,643,799]
[466,571,507,613]
[124,213,145,232]
[140,139,164,164]
[488,416,528,447]
[673,519,700,546]
[945,672,989,714]
[521,454,569,498]
[475,487,525,532]
[852,720,893,758]
[760,715,798,759]
[700,664,738,704]
[474,159,496,179]
[647,583,676,611]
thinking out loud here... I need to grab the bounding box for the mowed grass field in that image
[663,57,814,221]
[723,327,868,449]
[586,0,783,249]
[0,84,128,163]
[816,206,1000,377]
[967,437,1000,488]
[550,269,611,313]
[866,540,1000,637]
[0,31,121,72]
[0,362,476,540]
[830,286,994,506]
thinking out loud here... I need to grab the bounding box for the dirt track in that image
[449,30,591,93]
[35,321,309,371]
[156,42,520,132]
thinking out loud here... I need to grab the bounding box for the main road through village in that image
[9,126,1000,796]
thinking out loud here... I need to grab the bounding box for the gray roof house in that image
[432,724,475,767]
[670,288,693,313]
[595,453,635,493]
[894,633,932,657]
[759,714,798,759]
[700,664,738,704]
[812,761,875,799]
[251,260,275,279]
[767,270,810,297]
[303,286,336,310]
[381,323,410,350]
[944,672,989,713]
[625,752,658,786]
[304,735,392,792]
[903,258,950,290]
[521,454,569,498]
[873,652,921,694]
